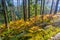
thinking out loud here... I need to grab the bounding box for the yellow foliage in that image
[0,15,60,40]
[26,21,30,25]
[43,16,47,20]
[10,22,13,24]
[29,30,33,33]
[31,26,39,30]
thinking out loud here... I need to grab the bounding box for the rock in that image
[45,25,53,29]
[51,33,60,40]
[52,22,60,27]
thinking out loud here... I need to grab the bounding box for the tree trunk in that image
[35,0,37,16]
[11,0,16,21]
[42,0,45,23]
[50,0,54,14]
[10,7,16,21]
[54,0,59,14]
[28,0,30,20]
[17,0,20,19]
[23,0,27,21]
[1,0,8,27]
[40,0,43,15]
[42,0,45,14]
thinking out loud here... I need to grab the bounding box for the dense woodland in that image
[0,0,60,40]
[0,0,59,24]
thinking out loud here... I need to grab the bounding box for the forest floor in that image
[52,14,60,27]
[50,14,60,40]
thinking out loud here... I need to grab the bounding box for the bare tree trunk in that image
[28,0,30,20]
[35,0,37,16]
[17,0,19,12]
[17,0,20,19]
[40,0,43,15]
[42,0,45,23]
[10,7,16,21]
[18,0,20,19]
[42,0,45,15]
[54,0,59,14]
[23,0,27,21]
[11,0,16,21]
[1,0,8,27]
[50,0,54,14]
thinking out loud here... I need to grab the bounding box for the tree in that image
[35,0,37,16]
[54,0,59,14]
[40,0,43,15]
[11,0,16,21]
[17,0,20,19]
[30,0,35,17]
[50,0,54,14]
[42,0,45,14]
[30,0,40,17]
[23,0,27,21]
[41,0,45,23]
[1,0,8,27]
[6,0,16,21]
[28,0,30,20]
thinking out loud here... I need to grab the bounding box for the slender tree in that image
[11,0,16,21]
[23,0,27,21]
[50,0,54,14]
[54,0,59,14]
[6,0,13,21]
[17,0,19,12]
[42,0,45,14]
[9,0,16,21]
[35,0,37,16]
[40,0,43,15]
[17,0,20,18]
[18,0,20,18]
[1,0,8,27]
[41,0,45,23]
[28,0,30,20]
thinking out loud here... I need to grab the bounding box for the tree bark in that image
[11,0,16,21]
[23,0,27,21]
[17,0,20,19]
[1,0,8,27]
[28,0,30,20]
[50,0,54,14]
[42,0,45,14]
[42,0,45,23]
[40,0,43,15]
[54,0,59,14]
[35,0,37,16]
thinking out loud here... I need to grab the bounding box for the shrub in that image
[0,15,59,40]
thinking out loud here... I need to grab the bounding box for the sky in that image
[13,0,58,6]
[13,0,22,6]
[13,0,60,10]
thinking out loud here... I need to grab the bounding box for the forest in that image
[0,0,60,40]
